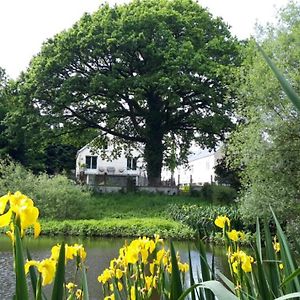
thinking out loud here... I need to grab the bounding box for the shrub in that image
[0,159,91,219]
[193,183,237,204]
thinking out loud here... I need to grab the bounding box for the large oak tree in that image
[23,0,240,185]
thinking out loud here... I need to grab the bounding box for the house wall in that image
[161,149,223,186]
[75,145,147,186]
[182,154,216,185]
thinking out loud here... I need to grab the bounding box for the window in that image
[127,157,137,170]
[86,156,97,169]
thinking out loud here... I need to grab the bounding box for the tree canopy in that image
[22,0,240,185]
[228,2,300,223]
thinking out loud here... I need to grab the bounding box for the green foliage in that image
[44,144,77,175]
[214,157,241,190]
[51,241,65,300]
[0,159,90,219]
[227,2,300,224]
[0,69,96,174]
[168,204,244,237]
[192,184,237,205]
[33,174,90,220]
[22,0,241,184]
[40,218,195,239]
[210,209,300,300]
[15,225,29,300]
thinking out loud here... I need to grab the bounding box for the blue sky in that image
[0,0,291,79]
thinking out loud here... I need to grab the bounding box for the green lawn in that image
[82,192,209,219]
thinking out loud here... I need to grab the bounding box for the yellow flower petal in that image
[0,209,12,227]
[25,260,39,274]
[66,282,77,291]
[0,194,10,214]
[115,269,123,279]
[227,230,239,242]
[75,289,82,299]
[38,258,56,286]
[130,286,136,300]
[20,206,39,229]
[34,222,41,238]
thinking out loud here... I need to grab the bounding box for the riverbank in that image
[31,193,240,240]
[0,193,240,240]
[39,218,195,239]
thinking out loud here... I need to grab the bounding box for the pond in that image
[0,236,229,300]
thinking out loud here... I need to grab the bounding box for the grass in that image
[81,192,209,220]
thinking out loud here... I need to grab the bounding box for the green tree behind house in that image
[20,0,241,185]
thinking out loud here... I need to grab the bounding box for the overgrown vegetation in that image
[0,159,90,219]
[168,204,243,237]
[191,183,237,205]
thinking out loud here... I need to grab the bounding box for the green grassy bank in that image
[39,217,195,239]
[81,192,204,219]
[36,193,238,240]
[39,193,203,239]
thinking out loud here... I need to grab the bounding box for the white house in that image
[161,148,223,186]
[75,143,147,189]
[76,139,222,189]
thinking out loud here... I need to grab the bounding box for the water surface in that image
[0,236,228,299]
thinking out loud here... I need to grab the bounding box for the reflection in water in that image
[0,236,228,300]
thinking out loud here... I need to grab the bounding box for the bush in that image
[193,183,237,204]
[0,159,91,219]
[168,204,244,237]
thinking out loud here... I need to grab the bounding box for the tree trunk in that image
[144,135,164,186]
[144,91,164,186]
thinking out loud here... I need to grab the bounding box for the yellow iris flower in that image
[178,262,189,272]
[0,191,41,238]
[75,289,83,299]
[273,236,280,253]
[230,250,254,274]
[214,215,230,229]
[227,230,245,242]
[98,269,113,284]
[25,258,56,286]
[115,268,123,279]
[50,243,86,263]
[99,236,189,299]
[66,282,77,291]
[227,230,239,241]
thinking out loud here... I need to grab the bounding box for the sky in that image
[0,0,292,79]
